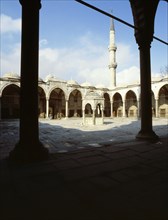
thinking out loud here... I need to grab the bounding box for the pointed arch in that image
[113,92,123,117]
[69,89,82,117]
[158,84,168,117]
[38,86,46,118]
[104,93,111,117]
[49,88,65,119]
[1,84,20,119]
[125,90,137,117]
[85,103,93,116]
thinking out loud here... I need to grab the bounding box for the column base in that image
[9,141,49,164]
[136,129,159,141]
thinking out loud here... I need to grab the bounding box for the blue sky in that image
[0,0,167,87]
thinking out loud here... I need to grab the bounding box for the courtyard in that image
[0,117,168,160]
[0,117,168,220]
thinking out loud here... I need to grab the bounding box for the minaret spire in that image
[110,14,115,31]
[108,12,117,88]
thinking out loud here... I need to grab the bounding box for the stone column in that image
[65,100,68,118]
[74,103,77,117]
[0,96,1,120]
[46,97,49,119]
[82,109,85,124]
[101,106,104,124]
[110,101,113,118]
[92,109,96,125]
[101,106,104,118]
[129,0,159,141]
[137,99,140,119]
[155,98,159,118]
[122,100,126,117]
[9,0,48,163]
[136,42,158,140]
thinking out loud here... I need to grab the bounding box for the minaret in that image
[108,16,117,88]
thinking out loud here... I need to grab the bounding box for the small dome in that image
[85,90,101,99]
[45,74,54,81]
[45,74,62,82]
[38,77,44,82]
[96,84,105,89]
[81,81,92,87]
[3,72,20,79]
[67,79,79,85]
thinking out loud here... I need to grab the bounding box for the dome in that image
[85,90,101,100]
[45,74,62,82]
[67,79,79,86]
[3,72,20,79]
[81,81,92,87]
[96,84,105,89]
[45,74,55,81]
[38,77,44,82]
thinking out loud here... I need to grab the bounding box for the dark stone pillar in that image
[136,42,158,140]
[129,0,159,141]
[9,0,48,163]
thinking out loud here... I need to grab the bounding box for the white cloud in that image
[39,39,48,47]
[39,34,109,86]
[116,66,140,86]
[0,14,21,34]
[1,31,143,87]
[116,43,139,71]
[0,43,21,76]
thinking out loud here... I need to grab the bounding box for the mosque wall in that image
[0,74,167,119]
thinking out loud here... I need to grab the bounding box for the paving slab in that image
[0,118,168,220]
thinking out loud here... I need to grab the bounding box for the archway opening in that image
[125,90,137,117]
[158,84,168,117]
[49,88,65,119]
[69,89,82,117]
[104,93,110,117]
[96,103,102,117]
[2,84,20,119]
[38,87,46,118]
[113,92,122,117]
[85,103,92,116]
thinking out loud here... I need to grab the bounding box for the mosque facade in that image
[0,19,167,121]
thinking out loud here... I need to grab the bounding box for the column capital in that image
[19,0,41,9]
[129,0,159,47]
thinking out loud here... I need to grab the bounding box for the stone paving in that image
[0,117,168,159]
[0,118,168,220]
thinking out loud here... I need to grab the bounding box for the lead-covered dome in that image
[45,74,62,82]
[67,79,79,86]
[85,90,101,100]
[3,72,20,79]
[81,81,92,87]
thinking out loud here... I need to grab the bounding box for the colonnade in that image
[39,94,166,119]
[0,84,167,120]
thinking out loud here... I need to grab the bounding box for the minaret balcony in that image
[108,63,117,69]
[108,45,117,51]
